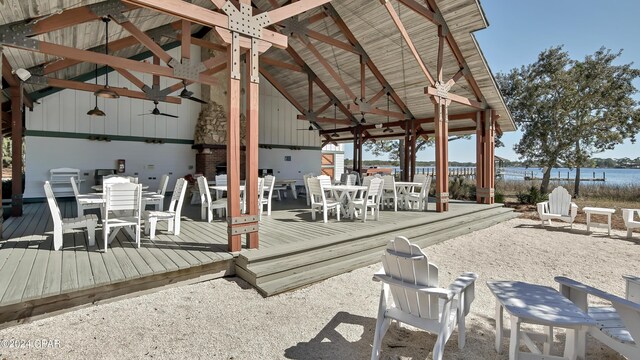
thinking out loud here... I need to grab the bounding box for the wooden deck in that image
[0,197,507,326]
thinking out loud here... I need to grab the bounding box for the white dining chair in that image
[143,174,169,211]
[102,182,142,252]
[405,175,432,211]
[349,177,384,222]
[45,181,98,251]
[144,178,187,239]
[70,176,103,217]
[381,175,399,212]
[262,175,276,216]
[308,177,340,223]
[198,176,226,222]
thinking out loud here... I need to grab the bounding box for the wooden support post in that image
[433,97,449,212]
[410,119,417,181]
[353,127,359,173]
[487,110,496,204]
[10,86,23,216]
[477,110,495,204]
[226,34,242,252]
[0,47,3,234]
[404,122,410,181]
[245,38,260,249]
[475,111,484,203]
[357,129,363,176]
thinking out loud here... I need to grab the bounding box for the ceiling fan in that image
[179,81,207,104]
[139,101,178,118]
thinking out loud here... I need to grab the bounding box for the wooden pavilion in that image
[0,0,515,253]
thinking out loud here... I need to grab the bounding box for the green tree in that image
[496,46,640,195]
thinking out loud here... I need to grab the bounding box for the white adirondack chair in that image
[198,176,226,222]
[44,182,98,251]
[261,175,275,216]
[555,276,640,360]
[349,177,383,222]
[372,236,478,360]
[405,174,432,211]
[308,177,340,223]
[143,174,169,211]
[537,186,578,227]
[102,182,142,252]
[622,209,640,239]
[381,175,400,212]
[70,176,103,217]
[144,178,187,239]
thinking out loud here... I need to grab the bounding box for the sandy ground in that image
[0,218,638,360]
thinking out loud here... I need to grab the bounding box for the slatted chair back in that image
[126,176,139,184]
[549,186,572,216]
[419,175,432,198]
[168,178,188,215]
[381,236,441,320]
[104,182,142,214]
[317,175,332,189]
[366,178,384,205]
[258,177,265,206]
[382,175,396,191]
[215,174,227,186]
[303,173,315,206]
[103,176,131,187]
[263,175,276,199]
[156,174,170,195]
[197,176,213,205]
[349,171,361,185]
[339,173,348,185]
[346,174,358,186]
[44,181,63,226]
[308,177,326,206]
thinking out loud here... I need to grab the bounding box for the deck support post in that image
[226,33,243,252]
[10,85,23,217]
[403,122,410,181]
[432,96,449,212]
[476,109,495,204]
[357,127,363,176]
[410,119,417,181]
[245,38,260,249]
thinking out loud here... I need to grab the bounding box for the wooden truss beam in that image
[381,0,435,86]
[2,55,34,109]
[123,0,289,48]
[116,19,174,65]
[257,56,302,72]
[425,86,484,109]
[259,66,305,113]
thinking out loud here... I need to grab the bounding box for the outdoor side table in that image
[487,280,595,360]
[582,207,615,235]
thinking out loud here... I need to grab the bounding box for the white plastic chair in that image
[144,178,187,239]
[214,174,227,200]
[308,177,340,223]
[102,182,142,252]
[44,181,98,251]
[372,236,478,360]
[103,175,131,186]
[317,175,338,202]
[272,178,288,201]
[261,175,275,216]
[198,176,226,222]
[303,173,315,206]
[346,174,357,186]
[381,175,399,212]
[349,177,383,222]
[143,174,169,211]
[537,186,578,227]
[70,176,103,217]
[405,174,432,211]
[622,209,640,239]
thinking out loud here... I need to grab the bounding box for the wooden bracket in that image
[228,223,259,236]
[88,0,129,23]
[169,58,206,81]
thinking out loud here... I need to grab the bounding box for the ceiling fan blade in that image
[159,113,179,118]
[187,96,207,104]
[138,113,151,116]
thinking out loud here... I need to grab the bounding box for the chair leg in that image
[323,207,328,223]
[362,205,367,223]
[312,208,316,221]
[103,226,109,253]
[149,218,158,240]
[86,222,96,247]
[201,204,206,220]
[336,205,340,221]
[53,225,63,251]
[174,217,181,236]
[168,218,174,233]
[629,229,633,239]
[458,310,466,349]
[135,223,141,248]
[267,200,272,215]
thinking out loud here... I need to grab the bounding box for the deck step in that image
[237,206,517,296]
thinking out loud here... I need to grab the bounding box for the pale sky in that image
[346,0,640,162]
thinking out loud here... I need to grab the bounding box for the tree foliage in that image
[496,46,640,194]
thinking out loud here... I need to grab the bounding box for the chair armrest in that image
[449,272,478,316]
[537,201,548,215]
[623,275,640,303]
[448,272,478,295]
[373,273,454,300]
[555,276,640,312]
[570,202,578,220]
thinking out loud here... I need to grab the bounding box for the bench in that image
[49,168,82,197]
[555,276,640,360]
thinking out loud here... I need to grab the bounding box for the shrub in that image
[495,191,505,203]
[516,186,547,204]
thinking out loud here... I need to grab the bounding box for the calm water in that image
[389,166,640,185]
[501,167,640,185]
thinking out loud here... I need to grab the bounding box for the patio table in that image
[394,181,421,210]
[274,179,298,199]
[325,184,367,218]
[92,184,149,192]
[487,280,595,360]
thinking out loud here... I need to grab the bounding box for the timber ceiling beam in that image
[27,76,182,104]
[380,0,435,86]
[260,56,302,72]
[181,20,191,59]
[122,0,294,48]
[259,66,305,113]
[25,0,138,37]
[305,30,357,54]
[114,18,174,65]
[425,86,484,109]
[324,4,413,118]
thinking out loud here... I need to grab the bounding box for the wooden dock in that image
[0,198,515,327]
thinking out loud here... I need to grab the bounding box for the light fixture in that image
[308,124,313,131]
[13,68,31,82]
[87,64,106,117]
[94,17,119,99]
[360,113,366,124]
[331,104,340,137]
[383,93,394,133]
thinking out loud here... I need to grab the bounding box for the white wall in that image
[23,44,327,198]
[24,136,196,198]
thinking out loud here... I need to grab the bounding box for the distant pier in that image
[497,169,606,182]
